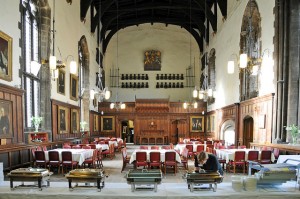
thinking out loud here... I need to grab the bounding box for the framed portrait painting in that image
[0,99,13,138]
[0,31,12,81]
[58,106,69,134]
[70,74,78,101]
[57,69,65,95]
[101,116,114,132]
[190,116,204,132]
[94,114,99,132]
[70,108,79,134]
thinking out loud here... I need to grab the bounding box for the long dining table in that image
[215,148,275,163]
[44,148,94,165]
[129,149,181,164]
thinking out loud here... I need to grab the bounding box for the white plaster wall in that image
[207,0,275,111]
[0,0,22,87]
[50,0,97,109]
[104,24,200,102]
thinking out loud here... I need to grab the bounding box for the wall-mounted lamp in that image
[183,101,198,109]
[227,54,239,74]
[90,88,111,101]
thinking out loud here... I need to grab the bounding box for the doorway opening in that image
[243,116,254,148]
[121,120,134,143]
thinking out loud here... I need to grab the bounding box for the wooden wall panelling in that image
[0,84,24,145]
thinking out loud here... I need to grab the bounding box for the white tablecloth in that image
[215,149,275,163]
[129,149,181,164]
[45,149,94,165]
[96,144,109,151]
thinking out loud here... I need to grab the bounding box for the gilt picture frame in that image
[70,108,79,134]
[190,116,204,132]
[70,74,78,101]
[0,99,13,138]
[94,114,99,132]
[101,116,114,132]
[0,31,12,81]
[57,69,65,95]
[58,106,69,134]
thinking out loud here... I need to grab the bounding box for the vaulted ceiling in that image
[80,0,227,54]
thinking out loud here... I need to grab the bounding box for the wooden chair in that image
[180,147,189,170]
[61,151,78,174]
[72,145,81,149]
[121,148,131,172]
[148,151,162,170]
[102,144,115,159]
[194,145,205,156]
[164,151,177,175]
[31,148,36,167]
[83,149,98,168]
[140,146,149,150]
[48,151,61,173]
[151,146,160,150]
[273,148,280,163]
[161,145,171,150]
[185,144,194,159]
[88,144,96,149]
[82,145,92,149]
[213,149,226,170]
[247,150,259,173]
[227,151,246,173]
[260,150,272,164]
[34,150,48,168]
[135,151,148,169]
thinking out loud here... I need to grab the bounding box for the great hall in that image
[0,0,299,198]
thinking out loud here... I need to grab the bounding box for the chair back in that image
[122,148,127,160]
[238,145,246,149]
[206,140,213,145]
[247,150,259,161]
[48,151,60,162]
[62,151,73,162]
[88,144,96,149]
[136,151,147,161]
[82,145,91,149]
[260,150,272,163]
[140,146,149,150]
[162,145,171,150]
[63,144,71,149]
[234,151,245,162]
[196,145,205,153]
[151,146,160,150]
[273,148,280,159]
[185,144,193,152]
[35,150,46,161]
[72,145,81,149]
[181,147,189,159]
[150,151,161,162]
[165,151,176,162]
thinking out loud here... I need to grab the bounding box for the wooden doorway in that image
[243,117,254,148]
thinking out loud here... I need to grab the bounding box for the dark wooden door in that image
[243,117,254,148]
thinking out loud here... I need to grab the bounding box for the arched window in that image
[21,0,40,128]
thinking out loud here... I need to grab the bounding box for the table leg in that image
[10,179,13,190]
[97,179,101,192]
[38,179,42,191]
[68,179,73,191]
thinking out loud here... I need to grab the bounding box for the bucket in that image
[231,175,243,192]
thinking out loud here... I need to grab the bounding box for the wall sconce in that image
[227,54,239,74]
[192,86,216,102]
[183,101,198,109]
[90,88,111,101]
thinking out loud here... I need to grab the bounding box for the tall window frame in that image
[21,0,41,129]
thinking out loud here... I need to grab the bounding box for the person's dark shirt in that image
[194,153,223,175]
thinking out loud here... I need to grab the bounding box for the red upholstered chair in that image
[148,151,162,170]
[161,145,171,150]
[213,149,226,170]
[102,144,115,159]
[135,151,148,169]
[61,151,78,174]
[238,145,246,149]
[273,148,280,162]
[88,144,96,149]
[34,150,48,168]
[260,150,272,164]
[185,144,194,159]
[83,149,98,168]
[121,138,127,148]
[194,145,205,156]
[121,147,131,172]
[82,145,92,149]
[48,151,61,173]
[227,151,246,173]
[36,146,42,151]
[151,146,160,150]
[63,144,71,149]
[180,147,189,170]
[140,146,149,150]
[206,140,213,145]
[72,145,81,149]
[248,150,259,162]
[164,151,177,175]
